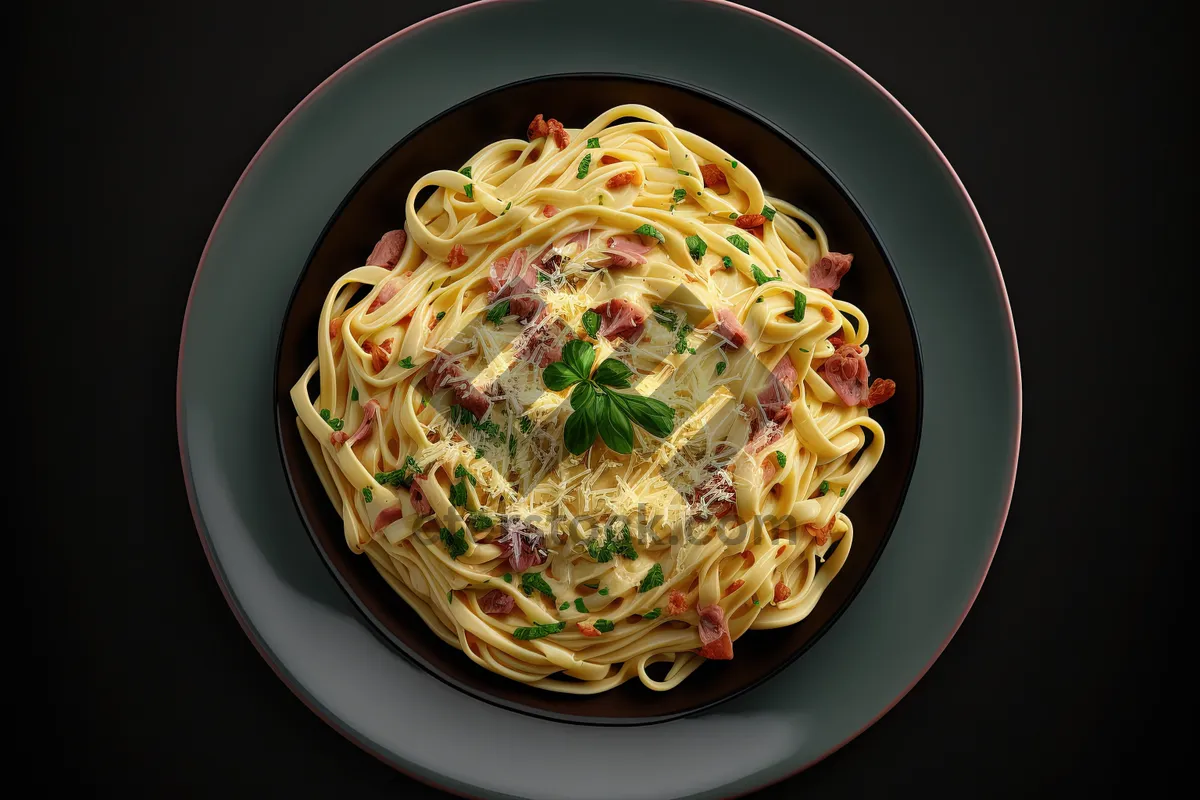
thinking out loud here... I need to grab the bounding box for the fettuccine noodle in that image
[290,104,895,693]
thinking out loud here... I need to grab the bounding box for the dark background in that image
[17,0,1191,795]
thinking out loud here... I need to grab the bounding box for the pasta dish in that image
[289,104,896,693]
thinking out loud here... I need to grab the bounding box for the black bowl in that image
[274,73,923,726]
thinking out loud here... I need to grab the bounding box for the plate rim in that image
[271,69,926,727]
[176,0,1021,795]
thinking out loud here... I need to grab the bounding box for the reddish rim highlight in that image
[175,0,1022,795]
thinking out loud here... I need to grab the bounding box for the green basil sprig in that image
[542,340,674,455]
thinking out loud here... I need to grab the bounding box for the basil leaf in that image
[587,137,601,148]
[610,393,675,438]
[593,358,633,388]
[685,235,707,263]
[570,381,600,411]
[513,621,565,640]
[751,264,780,285]
[574,598,587,613]
[633,223,665,243]
[651,304,678,331]
[459,166,472,178]
[581,309,601,338]
[543,361,584,391]
[561,339,595,380]
[576,153,592,179]
[790,290,806,320]
[761,205,776,221]
[672,188,687,204]
[563,396,599,454]
[485,299,510,326]
[727,233,751,254]
[596,394,635,454]
[639,563,664,592]
[520,571,556,600]
[439,527,468,559]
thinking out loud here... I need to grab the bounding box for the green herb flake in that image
[519,416,533,434]
[598,587,609,596]
[350,387,359,402]
[454,464,477,486]
[756,297,764,303]
[582,309,601,338]
[762,205,776,221]
[449,481,468,507]
[559,601,570,611]
[677,169,690,176]
[788,290,806,321]
[673,322,694,355]
[797,347,809,352]
[725,158,738,168]
[593,619,615,633]
[436,311,446,322]
[513,621,565,640]
[753,599,761,606]
[319,408,331,422]
[727,234,751,254]
[587,137,601,148]
[574,598,587,613]
[576,153,592,179]
[485,299,511,327]
[639,563,665,593]
[729,213,738,220]
[751,264,780,286]
[642,608,662,621]
[503,573,512,583]
[440,527,469,559]
[361,486,373,503]
[459,166,472,178]
[329,417,344,431]
[716,361,727,376]
[397,356,414,369]
[633,223,665,243]
[775,451,787,468]
[820,480,830,495]
[652,304,678,331]
[464,183,474,200]
[582,582,599,589]
[508,434,517,459]
[537,271,550,283]
[469,512,494,530]
[447,590,453,604]
[840,487,848,497]
[450,404,478,426]
[520,572,556,600]
[722,256,733,270]
[685,235,707,263]
[672,188,687,205]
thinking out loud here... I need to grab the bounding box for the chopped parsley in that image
[582,309,601,338]
[639,563,664,592]
[469,512,494,530]
[576,153,592,179]
[775,451,786,468]
[501,200,512,215]
[475,419,503,440]
[716,361,727,376]
[788,290,806,321]
[440,527,468,559]
[513,621,565,640]
[586,527,638,563]
[753,599,761,606]
[464,182,474,200]
[459,165,472,178]
[641,608,662,621]
[673,188,687,204]
[503,573,512,583]
[677,169,690,176]
[537,271,550,283]
[673,322,694,355]
[375,456,423,488]
[722,256,733,270]
[448,481,468,507]
[519,416,533,434]
[454,464,477,486]
[652,304,678,331]
[450,405,478,426]
[587,137,601,148]
[819,480,830,495]
[397,356,414,369]
[840,487,848,497]
[485,300,510,327]
[751,264,780,285]
[762,205,776,221]
[727,234,751,254]
[350,387,359,402]
[685,235,707,262]
[447,590,453,604]
[797,347,809,353]
[520,572,555,600]
[728,212,738,220]
[756,297,764,303]
[725,158,738,168]
[633,223,665,243]
[435,311,446,322]
[574,598,587,613]
[319,408,330,422]
[593,619,615,633]
[361,486,372,503]
[598,587,609,596]
[559,601,570,611]
[508,434,517,459]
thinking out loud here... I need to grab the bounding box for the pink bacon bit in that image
[577,622,601,637]
[821,343,870,406]
[447,244,468,268]
[696,604,734,660]
[605,235,654,268]
[715,307,748,350]
[329,316,343,340]
[590,298,647,342]
[367,280,400,313]
[690,470,736,520]
[809,252,853,295]
[542,204,559,217]
[424,353,492,420]
[497,519,548,572]
[409,477,433,515]
[365,230,406,268]
[330,430,349,447]
[335,399,380,448]
[363,338,393,373]
[758,355,799,424]
[479,589,515,617]
[865,378,897,408]
[372,505,404,533]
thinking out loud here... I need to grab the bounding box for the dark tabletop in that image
[18,0,1190,795]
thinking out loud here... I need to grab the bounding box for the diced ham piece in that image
[829,333,845,347]
[367,280,400,313]
[774,582,791,603]
[409,478,433,515]
[558,229,591,254]
[761,453,779,484]
[735,214,767,229]
[666,590,689,616]
[700,164,729,194]
[866,378,897,408]
[696,604,734,660]
[806,516,836,546]
[447,244,467,268]
[336,399,380,448]
[329,317,343,339]
[497,519,548,572]
[604,235,655,268]
[691,470,736,519]
[542,204,559,217]
[372,505,404,533]
[822,344,870,406]
[515,316,565,368]
[363,338,392,373]
[489,248,542,322]
[600,154,620,166]
[365,230,406,268]
[425,354,492,420]
[480,589,515,617]
[605,171,636,189]
[758,356,798,424]
[746,408,784,453]
[577,622,601,637]
[546,118,569,149]
[527,114,549,141]
[330,430,349,447]
[715,307,748,350]
[809,252,853,294]
[590,298,647,342]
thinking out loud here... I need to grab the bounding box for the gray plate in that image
[177,1,1021,797]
